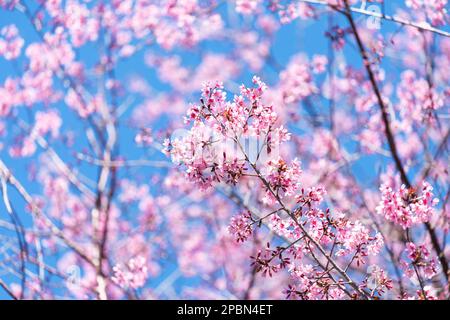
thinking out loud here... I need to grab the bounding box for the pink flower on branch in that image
[376,182,439,229]
[0,25,24,60]
[112,256,148,290]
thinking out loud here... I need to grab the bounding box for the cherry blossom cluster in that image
[361,265,393,297]
[170,79,389,299]
[397,70,445,121]
[0,24,23,60]
[405,0,448,26]
[9,110,62,157]
[228,211,253,243]
[279,55,320,104]
[112,256,149,290]
[402,242,437,280]
[166,77,289,190]
[376,182,439,229]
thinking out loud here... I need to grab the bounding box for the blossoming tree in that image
[0,0,448,300]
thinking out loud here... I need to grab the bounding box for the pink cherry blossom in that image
[0,25,24,60]
[236,0,261,15]
[376,181,439,229]
[228,211,253,243]
[112,256,149,289]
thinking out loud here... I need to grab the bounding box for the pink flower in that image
[265,157,302,198]
[296,186,326,205]
[279,3,316,24]
[335,220,370,257]
[112,256,149,290]
[257,15,279,35]
[0,77,21,116]
[365,265,393,295]
[119,180,149,203]
[0,0,19,10]
[376,182,439,229]
[169,78,288,191]
[65,90,101,118]
[405,0,447,26]
[228,211,253,243]
[311,55,328,74]
[404,242,437,280]
[0,25,23,60]
[279,55,317,104]
[9,136,36,158]
[33,110,62,138]
[64,0,99,47]
[138,196,162,231]
[235,0,261,15]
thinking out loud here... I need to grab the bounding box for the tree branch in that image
[343,0,449,288]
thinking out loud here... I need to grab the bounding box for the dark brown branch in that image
[343,0,449,288]
[0,279,17,300]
